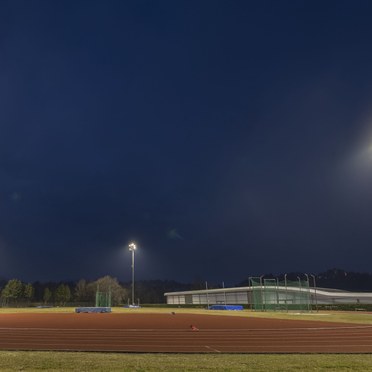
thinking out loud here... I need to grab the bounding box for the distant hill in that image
[314,268,372,291]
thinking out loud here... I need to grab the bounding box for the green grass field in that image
[1,307,372,371]
[2,306,372,325]
[0,352,372,371]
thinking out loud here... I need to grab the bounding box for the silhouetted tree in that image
[23,283,34,304]
[43,288,52,304]
[74,279,90,303]
[55,284,71,306]
[1,279,23,306]
[89,276,127,306]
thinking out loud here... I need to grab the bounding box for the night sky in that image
[2,1,372,284]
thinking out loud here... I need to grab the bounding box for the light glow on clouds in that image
[342,115,372,198]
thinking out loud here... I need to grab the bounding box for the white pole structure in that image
[205,281,210,308]
[260,275,264,311]
[128,242,136,306]
[305,273,311,312]
[222,281,227,306]
[297,276,302,312]
[311,274,318,312]
[284,274,288,312]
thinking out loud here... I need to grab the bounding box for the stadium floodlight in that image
[128,243,137,305]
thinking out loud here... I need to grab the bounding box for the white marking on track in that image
[205,345,221,353]
[0,325,371,332]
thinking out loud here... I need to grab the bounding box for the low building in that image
[164,286,372,307]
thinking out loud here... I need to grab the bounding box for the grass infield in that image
[1,306,372,325]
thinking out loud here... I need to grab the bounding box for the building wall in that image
[165,287,372,306]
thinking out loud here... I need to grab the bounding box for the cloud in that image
[167,228,183,240]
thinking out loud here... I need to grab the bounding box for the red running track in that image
[0,313,371,353]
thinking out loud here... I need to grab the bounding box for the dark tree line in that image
[1,268,372,307]
[0,276,211,306]
[129,280,198,304]
[0,276,128,307]
[313,268,372,291]
[0,277,210,306]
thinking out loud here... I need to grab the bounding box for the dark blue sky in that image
[1,0,372,283]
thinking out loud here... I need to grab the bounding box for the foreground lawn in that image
[0,352,371,371]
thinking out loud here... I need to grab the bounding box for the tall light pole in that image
[128,242,136,306]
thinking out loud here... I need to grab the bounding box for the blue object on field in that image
[75,307,111,313]
[208,305,243,311]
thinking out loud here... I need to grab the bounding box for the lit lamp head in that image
[129,243,136,252]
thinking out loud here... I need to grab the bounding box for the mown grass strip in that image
[0,351,371,371]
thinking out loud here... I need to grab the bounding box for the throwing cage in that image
[95,287,112,308]
[249,277,311,311]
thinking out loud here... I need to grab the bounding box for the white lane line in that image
[1,342,372,350]
[0,341,224,349]
[205,345,221,353]
[0,325,371,332]
[3,334,372,341]
[214,344,372,349]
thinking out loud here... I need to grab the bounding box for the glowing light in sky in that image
[342,120,372,198]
